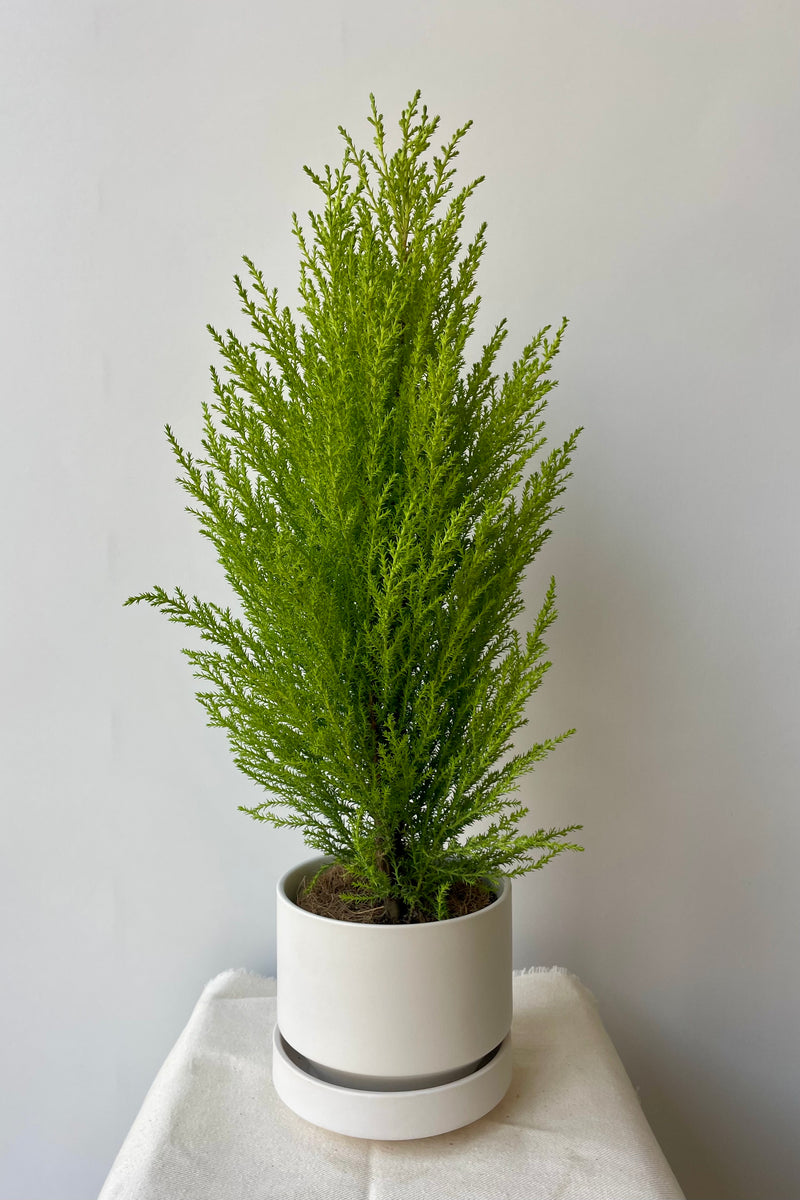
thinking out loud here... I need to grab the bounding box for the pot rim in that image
[277,854,510,931]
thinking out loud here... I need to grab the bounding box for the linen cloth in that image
[99,967,684,1200]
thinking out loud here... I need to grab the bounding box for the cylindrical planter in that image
[273,855,513,1138]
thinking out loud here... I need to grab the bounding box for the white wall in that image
[2,2,798,1197]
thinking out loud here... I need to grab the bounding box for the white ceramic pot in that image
[273,855,512,1136]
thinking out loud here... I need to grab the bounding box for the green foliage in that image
[127,93,583,920]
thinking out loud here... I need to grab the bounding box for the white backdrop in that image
[2,3,799,1198]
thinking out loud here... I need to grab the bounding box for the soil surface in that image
[295,862,495,924]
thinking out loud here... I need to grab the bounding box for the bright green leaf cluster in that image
[127,93,583,920]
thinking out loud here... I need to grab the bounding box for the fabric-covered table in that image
[99,967,684,1200]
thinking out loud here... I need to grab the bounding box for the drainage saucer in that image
[272,1025,512,1140]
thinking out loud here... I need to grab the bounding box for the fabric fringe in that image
[514,964,598,1006]
[513,965,571,977]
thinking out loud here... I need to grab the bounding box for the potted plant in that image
[127,92,582,1139]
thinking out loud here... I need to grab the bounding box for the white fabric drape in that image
[99,967,684,1200]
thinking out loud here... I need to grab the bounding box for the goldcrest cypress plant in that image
[127,93,583,922]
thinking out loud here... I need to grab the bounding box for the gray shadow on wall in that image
[513,461,800,1200]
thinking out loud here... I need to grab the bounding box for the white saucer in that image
[272,1025,512,1140]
